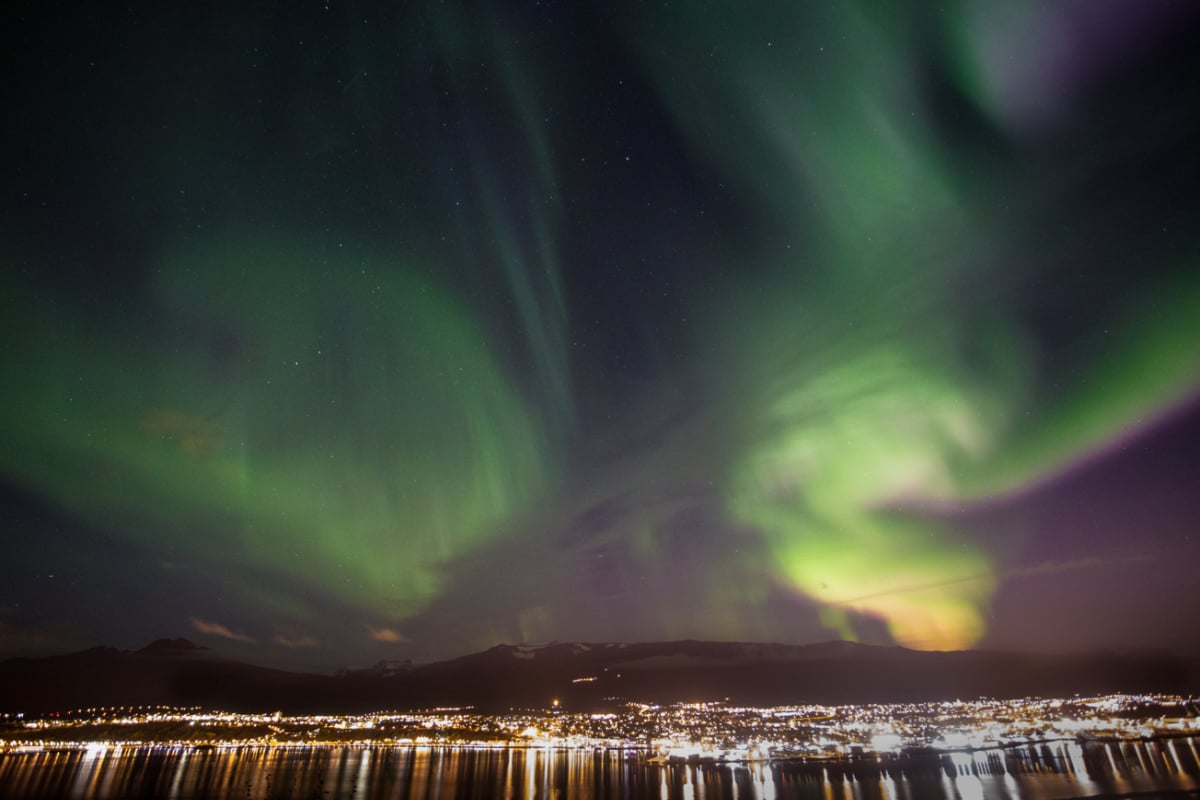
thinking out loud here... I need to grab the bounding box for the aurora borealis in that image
[2,0,1199,669]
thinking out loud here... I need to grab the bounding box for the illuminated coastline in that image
[4,694,1196,761]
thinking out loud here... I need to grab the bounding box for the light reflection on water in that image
[0,738,1198,799]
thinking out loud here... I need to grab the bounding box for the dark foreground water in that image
[2,738,1199,800]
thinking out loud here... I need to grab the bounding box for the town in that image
[3,694,1196,763]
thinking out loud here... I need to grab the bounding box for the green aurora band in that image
[1,0,1199,655]
[0,240,552,623]
[632,1,1200,648]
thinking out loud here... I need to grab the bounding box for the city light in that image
[2,694,1195,762]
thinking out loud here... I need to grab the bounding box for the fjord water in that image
[2,738,1199,799]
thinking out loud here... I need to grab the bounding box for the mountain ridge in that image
[1,638,1193,716]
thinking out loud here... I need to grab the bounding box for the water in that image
[1,738,1199,799]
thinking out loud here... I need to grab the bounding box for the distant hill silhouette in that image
[0,639,1193,715]
[135,638,209,657]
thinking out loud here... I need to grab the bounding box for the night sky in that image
[3,0,1199,672]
